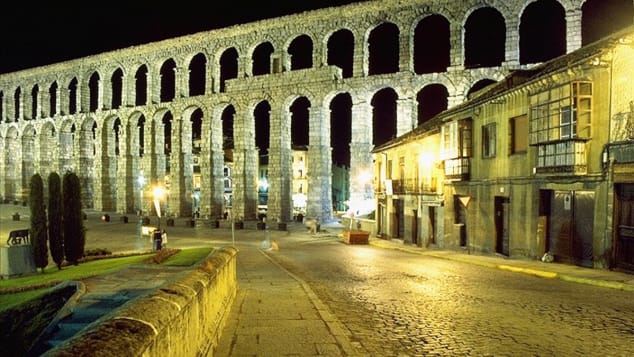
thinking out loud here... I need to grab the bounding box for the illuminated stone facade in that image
[373,26,634,270]
[0,0,627,224]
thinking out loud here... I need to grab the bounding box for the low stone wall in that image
[43,246,238,357]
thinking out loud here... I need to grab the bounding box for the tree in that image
[62,172,85,265]
[29,174,48,272]
[48,172,64,269]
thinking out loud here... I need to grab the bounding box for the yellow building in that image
[374,26,634,272]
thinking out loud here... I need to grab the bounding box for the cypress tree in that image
[30,174,48,272]
[62,172,85,265]
[48,172,64,269]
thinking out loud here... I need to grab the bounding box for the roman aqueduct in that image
[0,0,632,223]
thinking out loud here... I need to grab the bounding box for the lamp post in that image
[138,174,145,217]
[153,186,165,230]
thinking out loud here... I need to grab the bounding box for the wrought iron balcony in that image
[443,157,470,181]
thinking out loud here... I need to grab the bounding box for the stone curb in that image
[367,239,634,292]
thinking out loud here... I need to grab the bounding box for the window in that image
[482,123,496,158]
[529,82,592,144]
[509,115,528,154]
[441,118,472,159]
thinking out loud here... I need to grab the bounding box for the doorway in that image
[541,190,594,267]
[614,184,634,272]
[494,196,510,256]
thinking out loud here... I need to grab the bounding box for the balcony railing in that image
[377,178,438,195]
[535,140,587,175]
[444,157,470,181]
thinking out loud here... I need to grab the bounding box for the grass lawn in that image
[162,247,213,266]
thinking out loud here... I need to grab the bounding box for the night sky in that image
[0,0,366,74]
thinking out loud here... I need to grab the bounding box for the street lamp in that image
[138,173,145,217]
[153,185,165,230]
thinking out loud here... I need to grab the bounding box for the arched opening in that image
[464,7,505,68]
[49,82,58,117]
[369,22,400,75]
[582,0,634,45]
[253,42,274,76]
[330,93,352,212]
[163,112,173,158]
[68,78,78,114]
[14,87,21,121]
[414,15,450,74]
[290,97,310,146]
[221,105,236,209]
[111,68,123,109]
[327,29,354,78]
[220,47,239,93]
[135,65,148,106]
[138,115,146,157]
[191,108,203,213]
[288,35,313,70]
[371,88,398,146]
[0,91,3,121]
[467,79,497,99]
[31,84,39,119]
[520,0,565,64]
[89,72,100,112]
[254,101,271,155]
[189,53,206,96]
[160,59,176,102]
[417,84,448,125]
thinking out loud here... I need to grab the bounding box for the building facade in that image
[373,26,634,272]
[0,0,631,224]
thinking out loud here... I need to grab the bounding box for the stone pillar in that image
[396,97,416,136]
[353,30,367,76]
[23,86,33,120]
[200,108,224,219]
[116,122,136,214]
[80,78,90,113]
[168,113,194,218]
[448,22,464,69]
[267,105,293,223]
[92,125,105,211]
[504,17,520,66]
[566,9,583,54]
[39,85,48,118]
[102,76,113,110]
[0,136,5,199]
[307,106,334,223]
[238,56,250,78]
[205,58,215,94]
[175,66,187,98]
[123,71,133,107]
[399,31,413,73]
[60,85,69,116]
[349,101,374,214]
[78,126,94,209]
[150,70,160,104]
[232,106,258,221]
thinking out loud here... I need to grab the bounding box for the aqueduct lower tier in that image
[0,0,632,222]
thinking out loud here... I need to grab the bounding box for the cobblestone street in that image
[268,235,634,356]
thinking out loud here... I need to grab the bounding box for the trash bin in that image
[152,230,163,251]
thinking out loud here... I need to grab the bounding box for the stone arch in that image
[110,67,124,109]
[371,87,398,146]
[13,86,21,121]
[49,81,58,117]
[252,42,275,76]
[467,78,498,99]
[188,53,207,96]
[288,34,314,70]
[582,0,634,45]
[368,22,400,75]
[327,91,353,168]
[464,6,506,68]
[254,100,271,154]
[88,71,100,112]
[160,58,177,102]
[289,96,311,147]
[68,77,78,115]
[414,14,451,74]
[219,47,239,92]
[134,64,148,106]
[520,0,566,64]
[30,84,39,120]
[417,83,449,125]
[326,28,354,78]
